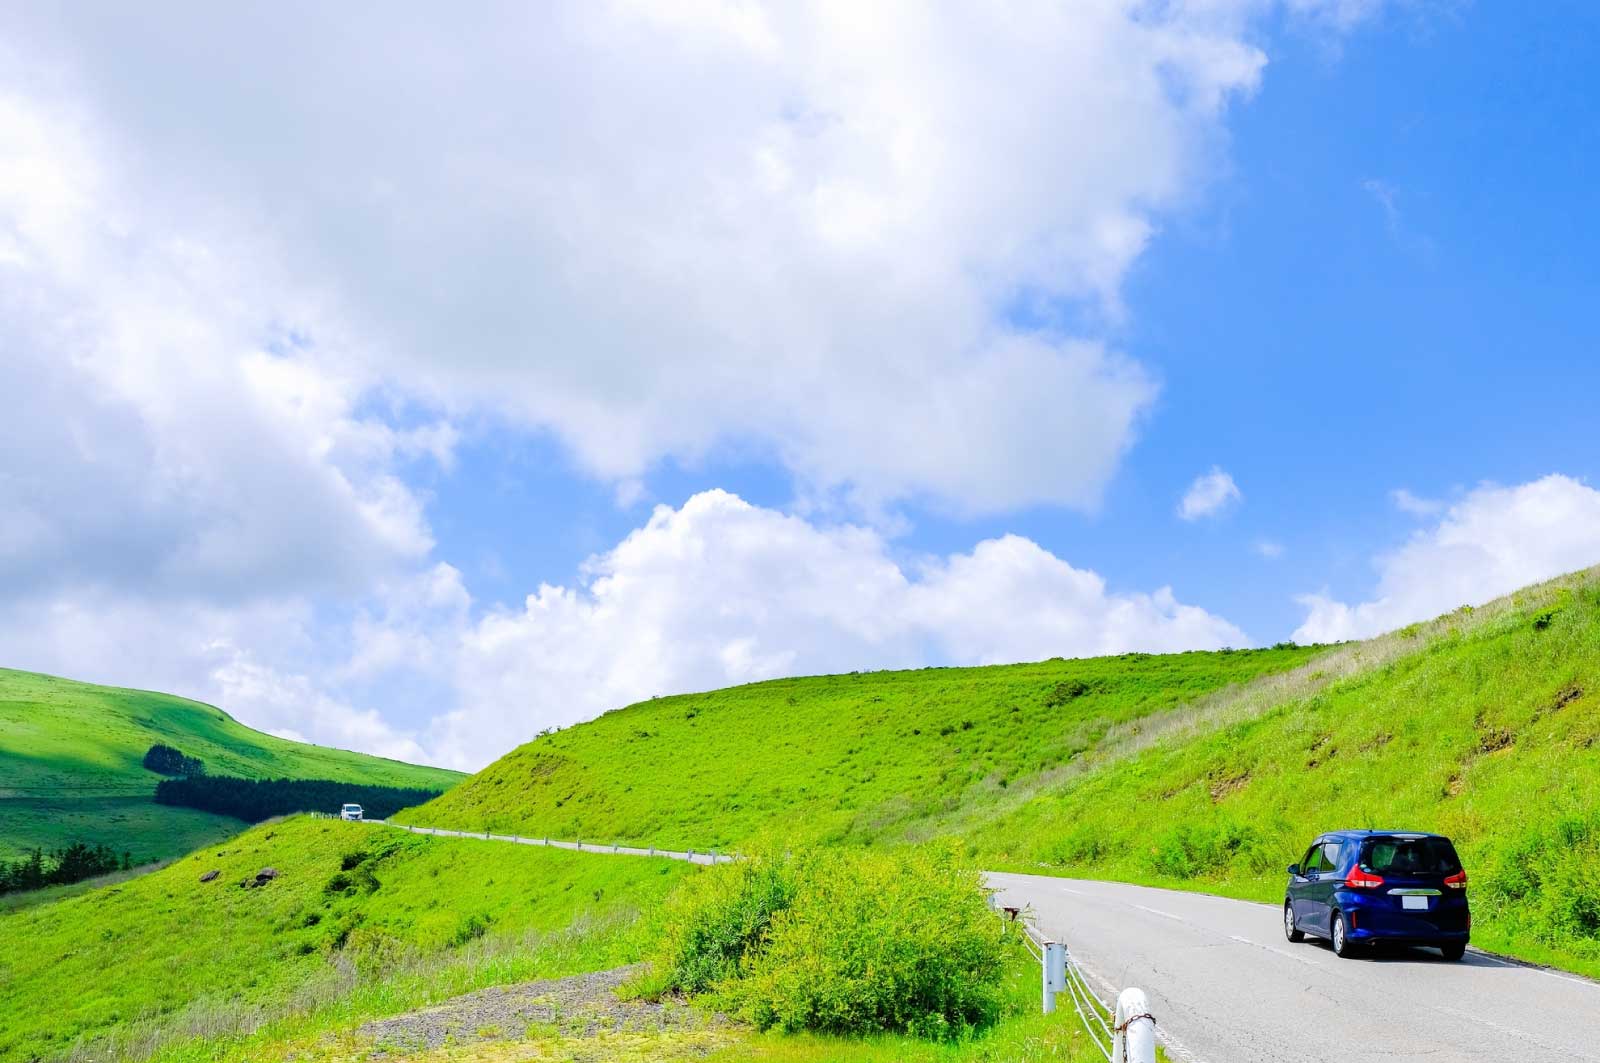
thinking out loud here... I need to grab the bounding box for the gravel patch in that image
[356,966,715,1053]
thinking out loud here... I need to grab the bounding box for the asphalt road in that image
[986,873,1600,1063]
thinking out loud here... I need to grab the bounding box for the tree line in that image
[0,843,132,895]
[153,776,443,822]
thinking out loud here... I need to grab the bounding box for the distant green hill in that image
[0,668,463,862]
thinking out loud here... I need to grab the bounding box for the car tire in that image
[1440,942,1467,961]
[1284,902,1304,943]
[1331,912,1357,958]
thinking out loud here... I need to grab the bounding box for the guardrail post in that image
[1112,987,1155,1063]
[1042,941,1065,1013]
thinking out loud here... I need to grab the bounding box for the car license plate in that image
[1402,895,1430,910]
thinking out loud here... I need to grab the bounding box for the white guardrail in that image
[994,899,1155,1063]
[377,820,737,865]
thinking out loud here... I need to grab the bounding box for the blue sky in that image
[5,2,1600,767]
[426,4,1600,641]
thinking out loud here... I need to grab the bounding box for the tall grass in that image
[0,816,688,1063]
[969,569,1600,975]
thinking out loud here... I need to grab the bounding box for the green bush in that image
[655,848,1005,1039]
[654,853,796,993]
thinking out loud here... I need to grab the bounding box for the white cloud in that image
[0,3,1389,767]
[0,2,1392,515]
[1295,475,1600,643]
[429,490,1245,767]
[1179,467,1243,520]
[0,86,444,605]
[1390,487,1444,517]
[1362,177,1401,231]
[1254,539,1285,559]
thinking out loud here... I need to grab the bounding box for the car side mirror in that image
[1287,864,1300,876]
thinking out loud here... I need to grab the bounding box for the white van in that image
[340,803,364,821]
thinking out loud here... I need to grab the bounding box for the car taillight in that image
[1444,870,1468,890]
[1346,867,1385,890]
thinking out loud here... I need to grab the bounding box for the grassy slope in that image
[969,568,1600,974]
[0,667,464,860]
[402,568,1600,978]
[399,647,1320,848]
[0,815,689,1063]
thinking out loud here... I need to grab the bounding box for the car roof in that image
[1317,829,1447,841]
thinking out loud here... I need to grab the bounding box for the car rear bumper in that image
[1346,926,1469,945]
[1338,890,1469,943]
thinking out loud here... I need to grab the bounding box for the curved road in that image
[986,874,1600,1063]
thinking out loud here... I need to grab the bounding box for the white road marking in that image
[1132,903,1184,922]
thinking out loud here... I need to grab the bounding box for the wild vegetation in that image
[153,776,444,823]
[11,570,1600,1061]
[650,847,1004,1038]
[400,646,1319,849]
[969,568,1600,975]
[0,815,689,1063]
[0,667,463,862]
[406,566,1600,979]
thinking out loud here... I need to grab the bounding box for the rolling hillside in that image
[0,668,463,862]
[402,566,1600,977]
[398,645,1321,849]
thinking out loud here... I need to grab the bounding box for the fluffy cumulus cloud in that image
[428,491,1244,767]
[0,1,1331,514]
[0,3,1383,765]
[1295,475,1600,643]
[1178,467,1243,520]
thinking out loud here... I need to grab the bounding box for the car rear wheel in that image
[1284,902,1304,942]
[1331,912,1356,958]
[1439,942,1466,961]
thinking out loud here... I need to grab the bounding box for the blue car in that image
[1284,830,1470,960]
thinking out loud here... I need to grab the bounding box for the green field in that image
[0,667,463,861]
[0,815,691,1063]
[399,645,1320,848]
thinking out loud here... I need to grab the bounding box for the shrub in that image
[654,848,1005,1039]
[654,853,796,993]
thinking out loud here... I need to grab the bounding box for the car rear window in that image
[1360,836,1461,875]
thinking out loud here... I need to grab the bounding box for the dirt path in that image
[355,966,720,1054]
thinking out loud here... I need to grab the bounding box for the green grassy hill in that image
[0,815,689,1063]
[397,645,1320,848]
[970,568,1600,974]
[0,668,463,862]
[403,567,1600,977]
